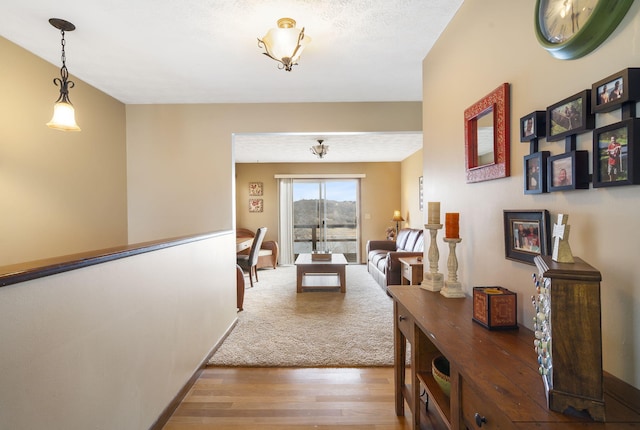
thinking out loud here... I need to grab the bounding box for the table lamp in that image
[392,210,405,236]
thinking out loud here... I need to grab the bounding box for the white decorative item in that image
[551,214,574,263]
[440,237,465,298]
[421,223,444,292]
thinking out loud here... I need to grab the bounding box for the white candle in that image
[428,202,440,224]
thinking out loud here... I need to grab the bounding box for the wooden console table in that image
[388,286,640,429]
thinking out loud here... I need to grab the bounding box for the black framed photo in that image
[520,111,546,142]
[592,68,640,114]
[593,118,640,188]
[546,90,595,142]
[503,210,550,265]
[524,151,550,194]
[547,150,590,192]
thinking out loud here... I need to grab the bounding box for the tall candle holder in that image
[440,237,465,298]
[421,223,444,291]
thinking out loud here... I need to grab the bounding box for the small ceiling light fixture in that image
[258,18,311,72]
[310,139,329,159]
[46,18,80,132]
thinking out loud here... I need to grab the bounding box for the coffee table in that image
[294,253,348,293]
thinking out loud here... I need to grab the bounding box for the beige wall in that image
[0,233,236,429]
[423,1,640,388]
[0,37,128,266]
[126,102,421,244]
[400,149,424,228]
[235,162,404,263]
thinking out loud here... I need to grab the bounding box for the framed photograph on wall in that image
[546,90,595,141]
[547,150,590,192]
[524,151,550,194]
[520,111,546,142]
[503,210,550,265]
[592,68,640,113]
[593,118,640,188]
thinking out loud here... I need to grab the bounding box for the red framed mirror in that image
[464,83,510,183]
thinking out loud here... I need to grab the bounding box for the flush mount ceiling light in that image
[257,18,310,72]
[310,139,329,159]
[46,18,80,132]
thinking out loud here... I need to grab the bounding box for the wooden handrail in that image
[0,231,228,288]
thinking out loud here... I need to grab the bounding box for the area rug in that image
[207,264,396,367]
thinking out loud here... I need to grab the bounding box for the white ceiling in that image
[234,132,423,163]
[0,0,462,162]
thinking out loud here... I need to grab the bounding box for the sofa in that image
[367,228,424,291]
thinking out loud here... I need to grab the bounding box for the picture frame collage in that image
[520,67,640,193]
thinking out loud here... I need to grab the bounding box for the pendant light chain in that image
[53,28,75,103]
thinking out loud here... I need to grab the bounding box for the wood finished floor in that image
[162,367,413,429]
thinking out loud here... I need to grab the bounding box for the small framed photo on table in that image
[592,118,640,188]
[503,210,550,265]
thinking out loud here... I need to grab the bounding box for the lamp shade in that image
[392,210,405,222]
[259,18,310,71]
[47,101,81,131]
[310,140,329,158]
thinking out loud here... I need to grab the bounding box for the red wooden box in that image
[472,286,518,330]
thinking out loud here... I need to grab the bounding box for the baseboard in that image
[148,317,239,430]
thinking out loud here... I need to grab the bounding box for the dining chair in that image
[236,227,267,288]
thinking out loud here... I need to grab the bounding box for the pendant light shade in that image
[258,18,310,71]
[47,18,81,132]
[47,102,80,131]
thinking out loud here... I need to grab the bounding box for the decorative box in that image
[311,252,332,261]
[472,286,518,330]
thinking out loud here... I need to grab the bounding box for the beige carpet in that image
[208,263,395,367]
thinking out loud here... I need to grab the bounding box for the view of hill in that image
[293,199,356,225]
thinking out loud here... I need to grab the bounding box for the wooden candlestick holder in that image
[421,223,444,292]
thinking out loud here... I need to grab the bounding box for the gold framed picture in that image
[249,182,263,196]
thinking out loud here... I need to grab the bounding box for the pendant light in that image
[46,18,81,132]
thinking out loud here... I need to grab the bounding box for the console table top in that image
[388,286,640,427]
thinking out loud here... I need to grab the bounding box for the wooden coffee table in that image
[294,253,348,293]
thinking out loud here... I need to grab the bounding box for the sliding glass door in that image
[292,179,359,263]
